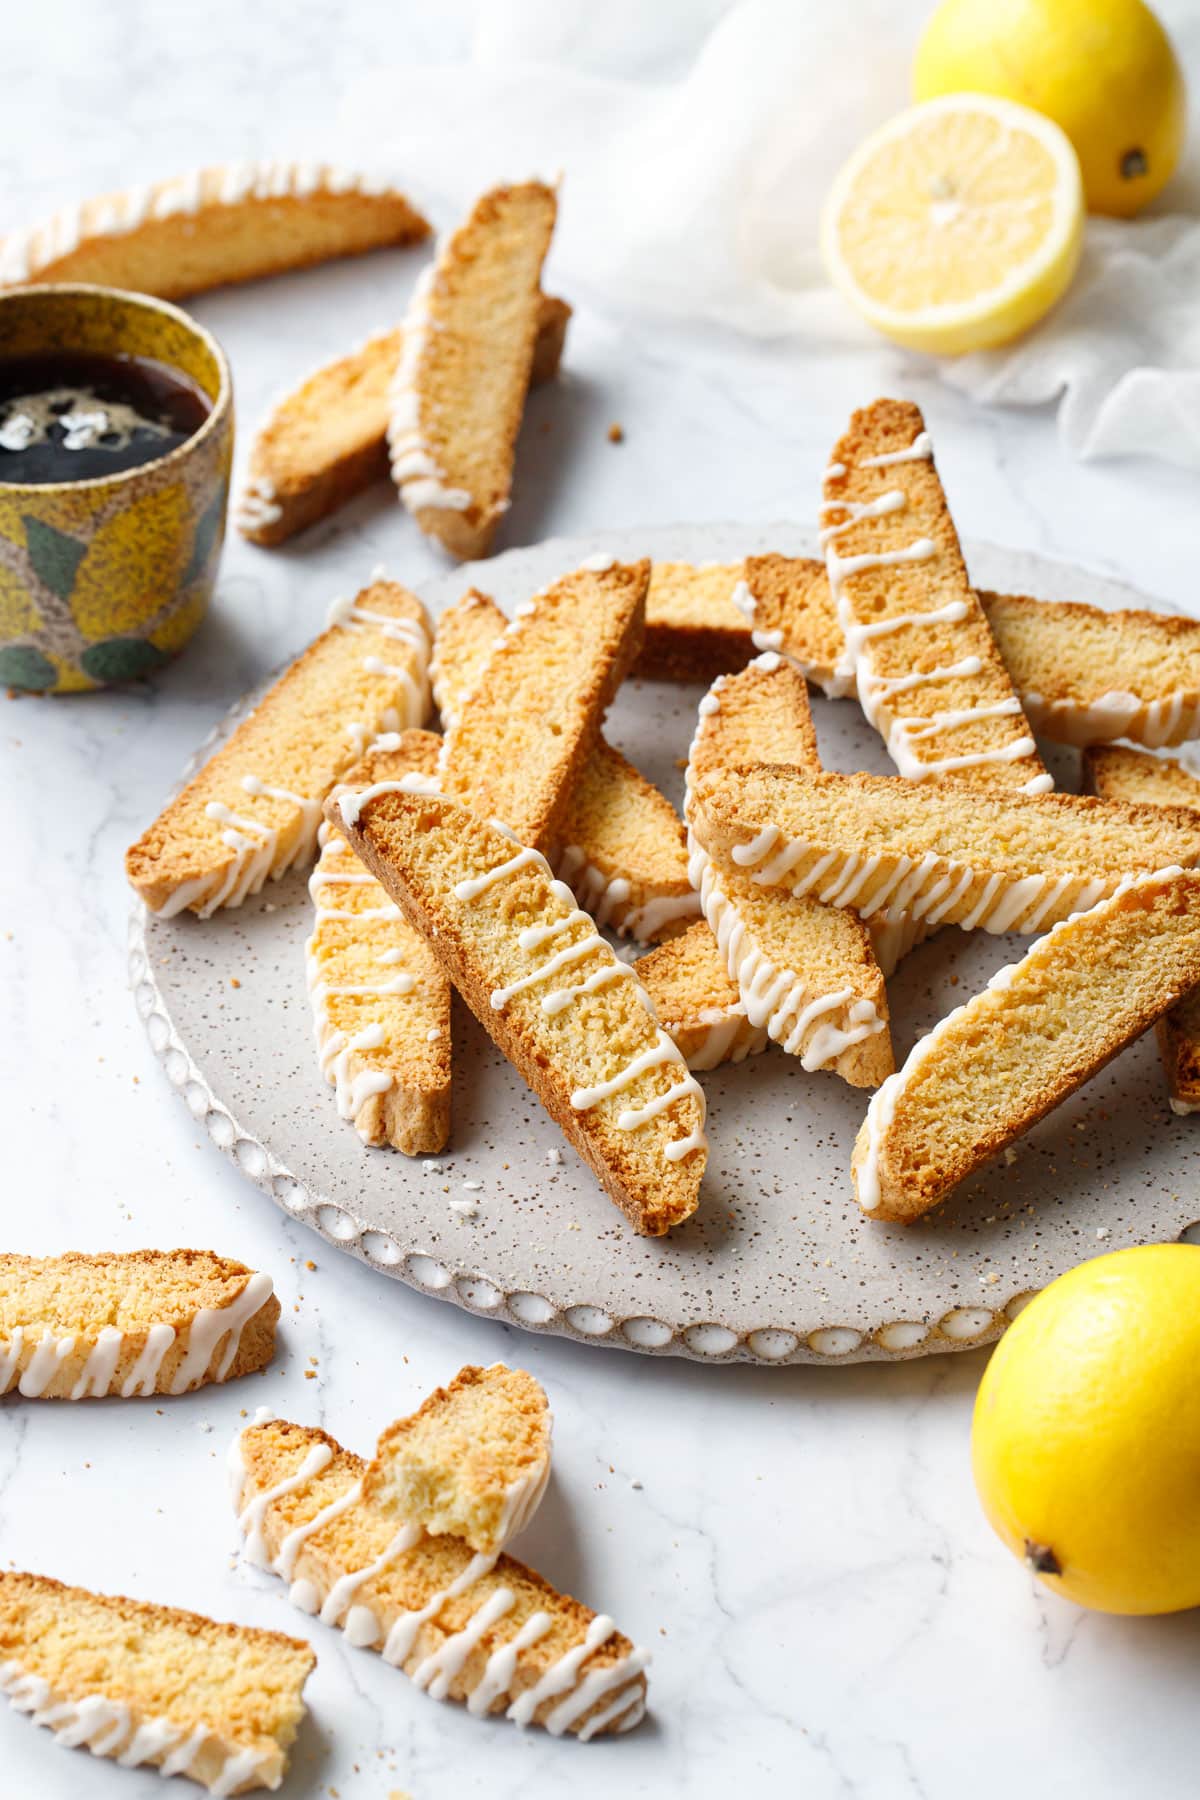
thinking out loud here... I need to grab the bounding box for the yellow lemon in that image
[972,1245,1200,1614]
[821,94,1084,355]
[914,0,1187,216]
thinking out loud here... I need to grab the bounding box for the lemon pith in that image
[972,1245,1200,1615]
[821,94,1084,356]
[914,0,1187,217]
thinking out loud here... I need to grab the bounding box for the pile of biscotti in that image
[125,393,1200,1239]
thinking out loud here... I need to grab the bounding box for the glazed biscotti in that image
[634,921,768,1071]
[433,587,697,940]
[853,868,1200,1222]
[0,161,429,297]
[125,578,432,916]
[365,1364,551,1555]
[329,785,705,1234]
[308,730,450,1153]
[437,559,648,851]
[822,400,1049,793]
[693,766,1200,935]
[389,181,558,559]
[236,294,570,548]
[686,654,892,1086]
[231,1414,646,1739]
[0,1570,314,1794]
[0,1251,277,1400]
[1086,743,1200,1112]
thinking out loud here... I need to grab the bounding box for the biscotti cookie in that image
[329,785,705,1234]
[126,578,432,916]
[0,1570,313,1794]
[388,181,557,559]
[236,294,571,548]
[0,161,429,298]
[685,654,892,1086]
[822,400,1049,793]
[438,559,648,851]
[1086,743,1200,1112]
[434,587,697,940]
[365,1364,551,1555]
[634,561,754,682]
[308,730,450,1153]
[694,765,1200,935]
[634,922,768,1071]
[0,1251,277,1400]
[852,868,1200,1222]
[231,1414,646,1738]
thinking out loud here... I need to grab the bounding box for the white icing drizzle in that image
[387,264,475,515]
[234,474,283,533]
[467,1612,554,1716]
[382,1551,499,1665]
[1022,687,1200,751]
[578,552,616,572]
[0,161,404,285]
[669,1005,768,1072]
[337,770,443,830]
[320,1521,423,1629]
[0,1660,268,1793]
[238,1443,335,1567]
[861,430,933,467]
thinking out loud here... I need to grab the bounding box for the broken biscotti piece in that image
[388,181,557,559]
[0,1251,277,1400]
[1086,744,1200,1114]
[125,578,432,917]
[365,1364,552,1554]
[328,786,705,1234]
[822,399,1050,793]
[438,559,648,852]
[231,1415,645,1738]
[634,561,756,682]
[433,587,697,941]
[236,294,571,548]
[853,868,1200,1222]
[634,922,768,1071]
[0,161,429,298]
[308,730,450,1154]
[694,765,1200,936]
[0,1570,314,1794]
[685,653,892,1086]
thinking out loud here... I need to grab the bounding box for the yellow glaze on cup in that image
[0,284,232,692]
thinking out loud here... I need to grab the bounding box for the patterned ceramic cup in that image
[0,284,233,692]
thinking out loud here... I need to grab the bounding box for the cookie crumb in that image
[607,421,624,443]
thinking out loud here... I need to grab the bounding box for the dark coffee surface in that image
[0,351,211,484]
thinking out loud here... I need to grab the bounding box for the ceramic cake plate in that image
[129,524,1200,1366]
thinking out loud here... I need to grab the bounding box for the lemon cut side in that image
[822,93,1085,356]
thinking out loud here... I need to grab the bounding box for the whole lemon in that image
[914,0,1187,216]
[973,1245,1200,1614]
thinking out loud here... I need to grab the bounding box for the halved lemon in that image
[821,93,1085,356]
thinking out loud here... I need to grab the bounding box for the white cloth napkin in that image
[339,0,1200,468]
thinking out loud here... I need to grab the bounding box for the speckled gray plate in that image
[129,524,1200,1366]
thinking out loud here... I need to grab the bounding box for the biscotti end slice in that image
[364,1364,551,1554]
[695,764,1200,936]
[0,1570,314,1793]
[1086,743,1200,1113]
[439,558,648,851]
[634,921,768,1070]
[309,730,450,1154]
[237,294,571,548]
[0,1250,277,1400]
[328,784,705,1234]
[634,561,753,682]
[125,578,431,917]
[232,1417,646,1738]
[388,181,558,560]
[685,656,893,1086]
[0,162,429,298]
[853,868,1200,1222]
[823,399,1048,794]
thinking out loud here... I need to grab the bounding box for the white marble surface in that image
[5,5,1200,1798]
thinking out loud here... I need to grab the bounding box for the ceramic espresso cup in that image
[0,283,233,692]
